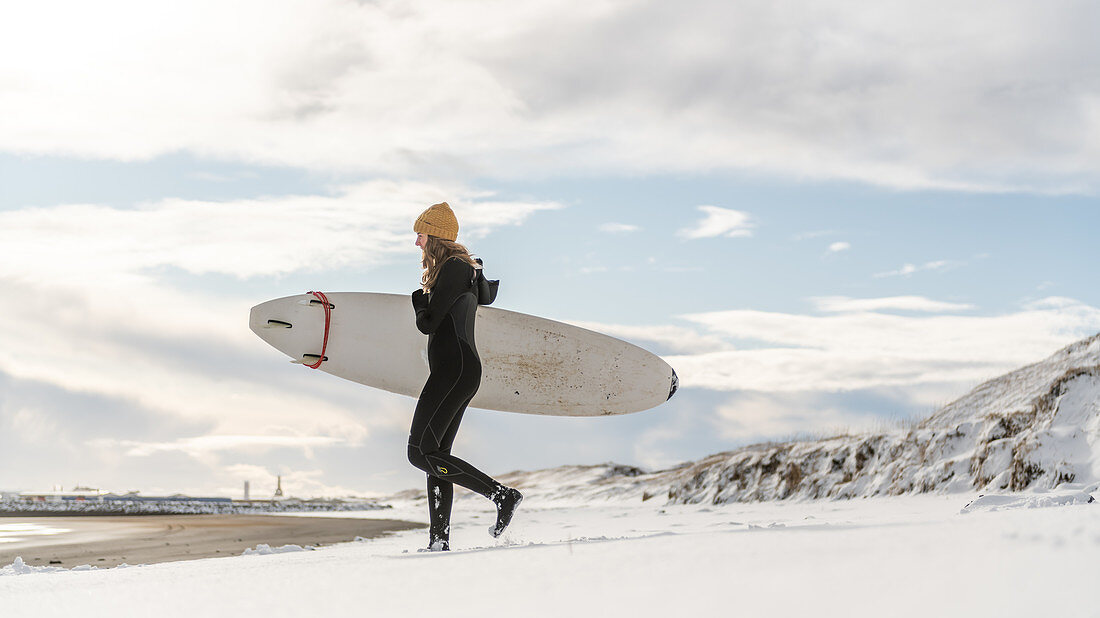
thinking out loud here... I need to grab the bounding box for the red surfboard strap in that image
[306,291,332,369]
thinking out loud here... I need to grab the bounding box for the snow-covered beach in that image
[3,333,1099,617]
[2,489,1097,618]
[0,514,420,568]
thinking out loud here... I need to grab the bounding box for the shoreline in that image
[0,514,424,568]
[0,511,212,517]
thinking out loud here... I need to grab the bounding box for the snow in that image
[927,334,1100,429]
[960,491,1095,513]
[0,556,102,576]
[240,543,311,556]
[3,336,1099,616]
[1,491,1097,617]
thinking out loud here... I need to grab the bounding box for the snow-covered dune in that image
[491,333,1100,505]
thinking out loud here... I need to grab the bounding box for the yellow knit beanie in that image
[413,202,459,241]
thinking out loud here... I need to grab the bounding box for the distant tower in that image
[273,475,284,498]
[244,481,250,501]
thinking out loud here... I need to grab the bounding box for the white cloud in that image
[677,206,754,239]
[4,1,1095,190]
[873,260,957,278]
[827,241,851,253]
[663,297,1100,392]
[714,392,884,442]
[93,435,345,458]
[1024,296,1084,311]
[567,322,733,355]
[553,297,1100,393]
[0,181,560,284]
[599,223,641,233]
[9,407,63,445]
[813,296,975,313]
[0,182,554,491]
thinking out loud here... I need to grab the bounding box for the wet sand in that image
[0,514,424,568]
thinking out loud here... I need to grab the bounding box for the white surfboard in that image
[249,292,678,417]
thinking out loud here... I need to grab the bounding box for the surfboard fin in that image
[263,319,292,329]
[291,354,328,364]
[299,298,335,309]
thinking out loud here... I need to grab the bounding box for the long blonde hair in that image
[421,235,478,292]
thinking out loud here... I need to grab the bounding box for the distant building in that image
[10,489,231,504]
[18,488,105,503]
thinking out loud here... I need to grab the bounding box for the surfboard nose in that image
[667,368,679,401]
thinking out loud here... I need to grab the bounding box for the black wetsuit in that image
[408,256,505,546]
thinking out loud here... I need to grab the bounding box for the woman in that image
[408,201,523,551]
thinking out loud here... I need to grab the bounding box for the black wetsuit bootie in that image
[489,487,523,538]
[420,538,450,552]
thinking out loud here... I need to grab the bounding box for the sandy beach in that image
[0,514,423,568]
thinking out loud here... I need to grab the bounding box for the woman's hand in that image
[411,289,428,309]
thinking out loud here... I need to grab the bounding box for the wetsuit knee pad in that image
[424,452,463,478]
[407,444,430,472]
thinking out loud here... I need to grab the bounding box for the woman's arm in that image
[411,257,473,334]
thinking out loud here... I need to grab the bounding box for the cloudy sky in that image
[2,0,1099,498]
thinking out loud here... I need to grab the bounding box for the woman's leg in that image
[426,475,453,550]
[408,344,523,540]
[408,351,500,498]
[423,398,523,541]
[424,398,469,550]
